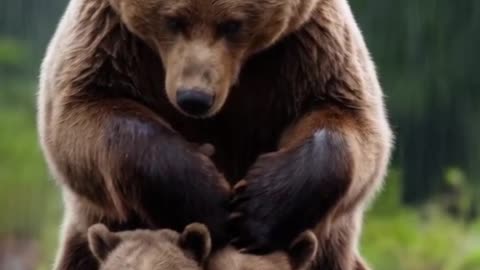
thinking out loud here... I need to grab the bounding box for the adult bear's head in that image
[107,0,320,118]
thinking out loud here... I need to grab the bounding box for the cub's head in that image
[107,0,320,118]
[208,231,318,270]
[87,223,212,270]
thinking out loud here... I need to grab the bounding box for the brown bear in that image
[38,0,392,269]
[87,223,318,270]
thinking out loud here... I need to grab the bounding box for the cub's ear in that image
[87,224,121,262]
[179,223,212,264]
[288,230,318,270]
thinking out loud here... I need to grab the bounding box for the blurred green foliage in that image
[0,105,61,269]
[362,170,480,270]
[0,39,28,68]
[0,0,479,269]
[350,1,480,204]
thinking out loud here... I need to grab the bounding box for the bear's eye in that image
[217,20,243,39]
[166,17,188,33]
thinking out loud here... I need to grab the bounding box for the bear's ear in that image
[87,224,121,262]
[288,230,318,270]
[179,223,212,264]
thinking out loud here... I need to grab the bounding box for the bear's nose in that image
[176,89,214,117]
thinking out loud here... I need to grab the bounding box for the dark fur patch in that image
[56,232,99,270]
[100,113,231,245]
[230,129,353,252]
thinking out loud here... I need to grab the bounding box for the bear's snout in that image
[176,88,214,117]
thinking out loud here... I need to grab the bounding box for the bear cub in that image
[88,223,318,270]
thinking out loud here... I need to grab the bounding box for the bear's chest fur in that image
[162,59,297,181]
[161,41,308,182]
[95,31,312,182]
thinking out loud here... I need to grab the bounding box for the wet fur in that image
[39,0,392,269]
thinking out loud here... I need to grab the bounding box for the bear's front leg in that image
[230,107,390,255]
[230,128,352,252]
[43,98,231,248]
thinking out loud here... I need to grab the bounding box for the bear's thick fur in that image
[87,223,318,270]
[38,0,392,269]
